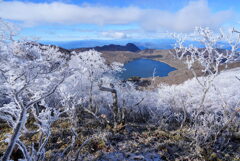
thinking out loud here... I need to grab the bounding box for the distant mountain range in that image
[40,39,235,52]
[40,39,234,51]
[71,43,140,52]
[41,39,177,50]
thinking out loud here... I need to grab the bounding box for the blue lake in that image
[119,58,176,80]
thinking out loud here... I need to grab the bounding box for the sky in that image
[0,0,240,41]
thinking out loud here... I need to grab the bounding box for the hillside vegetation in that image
[0,21,240,161]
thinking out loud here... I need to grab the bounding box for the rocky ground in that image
[1,114,240,161]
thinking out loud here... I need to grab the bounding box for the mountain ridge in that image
[70,43,141,52]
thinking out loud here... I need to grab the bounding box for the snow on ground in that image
[157,68,240,113]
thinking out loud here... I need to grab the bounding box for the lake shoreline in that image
[113,49,240,86]
[139,49,240,87]
[69,48,240,86]
[119,58,176,80]
[133,49,191,85]
[100,49,194,85]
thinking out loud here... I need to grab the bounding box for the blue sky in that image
[0,0,240,41]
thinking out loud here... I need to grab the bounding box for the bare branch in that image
[233,28,240,34]
[26,75,66,110]
[236,76,240,81]
[16,140,31,161]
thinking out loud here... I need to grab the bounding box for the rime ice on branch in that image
[0,19,69,161]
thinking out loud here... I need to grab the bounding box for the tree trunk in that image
[2,108,27,161]
[99,85,119,128]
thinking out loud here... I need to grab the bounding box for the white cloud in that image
[141,0,233,32]
[101,31,129,39]
[0,1,142,26]
[0,0,233,32]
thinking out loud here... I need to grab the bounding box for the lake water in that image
[119,58,176,80]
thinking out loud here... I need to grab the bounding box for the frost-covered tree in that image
[169,27,240,153]
[0,19,155,160]
[59,50,125,127]
[0,20,69,160]
[171,27,240,117]
[1,16,239,160]
[58,50,159,129]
